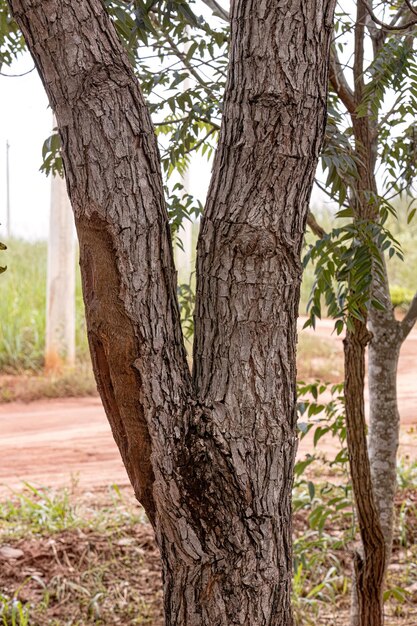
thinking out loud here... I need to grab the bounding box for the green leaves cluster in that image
[0,1,24,70]
[40,132,63,178]
[166,182,202,239]
[304,218,403,333]
[310,7,417,329]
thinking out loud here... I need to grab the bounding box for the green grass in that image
[297,333,343,382]
[0,239,89,373]
[1,471,416,626]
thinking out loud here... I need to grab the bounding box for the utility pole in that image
[45,116,76,370]
[6,141,10,239]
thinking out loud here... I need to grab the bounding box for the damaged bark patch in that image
[76,213,156,524]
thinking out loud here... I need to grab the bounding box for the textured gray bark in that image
[9,0,336,623]
[368,265,402,562]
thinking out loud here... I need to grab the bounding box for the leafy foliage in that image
[103,0,228,225]
[39,131,63,177]
[293,381,353,620]
[0,0,24,69]
[306,5,417,328]
[303,218,403,333]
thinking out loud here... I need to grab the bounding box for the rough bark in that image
[347,4,398,623]
[9,0,336,624]
[344,318,386,626]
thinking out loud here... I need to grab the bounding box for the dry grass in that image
[0,362,97,403]
[297,332,344,383]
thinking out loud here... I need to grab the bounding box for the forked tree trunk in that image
[9,0,336,623]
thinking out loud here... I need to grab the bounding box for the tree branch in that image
[354,0,367,101]
[363,0,417,31]
[201,0,229,22]
[307,212,327,238]
[329,45,356,113]
[400,291,417,339]
[404,0,417,16]
[160,27,217,99]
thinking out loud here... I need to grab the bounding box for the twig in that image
[307,212,327,238]
[201,0,229,22]
[329,45,356,113]
[363,0,417,31]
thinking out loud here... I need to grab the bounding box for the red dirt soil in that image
[0,319,416,494]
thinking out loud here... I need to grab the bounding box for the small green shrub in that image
[0,595,30,626]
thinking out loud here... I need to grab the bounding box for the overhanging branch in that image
[307,212,327,238]
[201,0,229,22]
[364,0,417,31]
[329,45,356,113]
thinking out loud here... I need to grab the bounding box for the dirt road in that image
[0,320,416,494]
[0,397,128,493]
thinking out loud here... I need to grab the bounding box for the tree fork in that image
[9,0,336,623]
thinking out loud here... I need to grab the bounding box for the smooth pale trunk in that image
[368,322,401,559]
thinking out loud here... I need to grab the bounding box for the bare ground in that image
[0,318,415,494]
[0,319,416,624]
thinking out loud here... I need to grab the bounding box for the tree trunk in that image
[344,318,386,626]
[367,264,402,564]
[368,267,417,559]
[9,0,336,623]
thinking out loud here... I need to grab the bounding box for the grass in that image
[0,483,161,625]
[0,363,97,403]
[0,464,416,625]
[0,239,89,373]
[0,239,97,401]
[297,332,343,382]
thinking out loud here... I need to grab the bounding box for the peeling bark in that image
[8,0,336,623]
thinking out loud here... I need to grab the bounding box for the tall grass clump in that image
[0,239,47,371]
[0,239,89,372]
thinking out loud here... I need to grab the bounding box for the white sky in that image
[0,53,51,240]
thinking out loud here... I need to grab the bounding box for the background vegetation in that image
[1,204,415,376]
